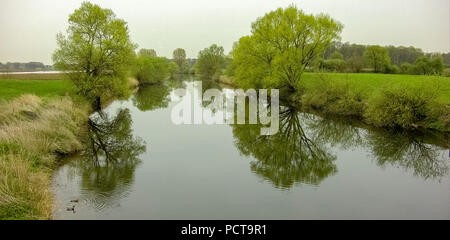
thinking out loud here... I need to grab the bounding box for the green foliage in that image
[223,55,235,77]
[194,44,226,80]
[330,51,344,60]
[138,48,157,57]
[443,68,450,77]
[52,1,136,107]
[134,55,177,85]
[317,58,347,72]
[364,85,444,129]
[323,42,366,60]
[364,45,391,73]
[387,46,423,65]
[346,56,364,73]
[412,56,444,75]
[384,64,400,74]
[301,77,364,117]
[299,73,450,132]
[232,6,343,91]
[400,62,414,74]
[172,48,187,73]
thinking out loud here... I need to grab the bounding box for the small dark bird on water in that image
[70,200,79,203]
[66,205,75,212]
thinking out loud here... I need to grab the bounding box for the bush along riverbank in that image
[299,75,450,132]
[0,95,89,219]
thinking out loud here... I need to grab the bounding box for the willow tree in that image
[53,2,136,109]
[232,6,343,91]
[364,45,391,73]
[195,44,226,80]
[173,48,187,70]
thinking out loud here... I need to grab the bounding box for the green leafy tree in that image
[364,45,391,73]
[400,62,414,74]
[135,55,177,85]
[138,48,157,57]
[413,56,444,75]
[330,51,344,60]
[194,44,226,79]
[52,2,136,109]
[346,56,364,73]
[387,46,423,65]
[232,6,343,91]
[317,58,347,72]
[172,48,187,72]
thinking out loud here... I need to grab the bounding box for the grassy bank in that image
[0,76,138,219]
[0,94,89,219]
[299,73,450,132]
[0,78,90,219]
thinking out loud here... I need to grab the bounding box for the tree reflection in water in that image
[132,84,171,111]
[72,108,146,210]
[233,99,450,189]
[232,104,337,189]
[307,114,449,180]
[366,130,449,179]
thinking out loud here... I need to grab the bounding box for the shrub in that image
[346,56,364,73]
[400,62,414,74]
[301,77,364,117]
[384,64,400,74]
[364,85,442,129]
[443,68,450,77]
[412,56,444,75]
[317,58,347,72]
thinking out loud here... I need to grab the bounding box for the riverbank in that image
[0,95,90,219]
[225,72,450,133]
[0,76,139,219]
[298,73,450,132]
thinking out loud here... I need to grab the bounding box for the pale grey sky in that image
[0,0,449,64]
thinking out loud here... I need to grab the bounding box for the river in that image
[52,75,450,219]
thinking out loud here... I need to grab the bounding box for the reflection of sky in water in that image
[52,77,450,220]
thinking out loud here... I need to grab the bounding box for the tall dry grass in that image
[0,94,89,219]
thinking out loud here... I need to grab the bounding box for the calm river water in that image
[52,76,450,219]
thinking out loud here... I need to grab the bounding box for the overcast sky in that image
[0,0,449,64]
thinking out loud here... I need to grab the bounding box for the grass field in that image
[301,73,450,104]
[0,79,72,101]
[0,73,67,80]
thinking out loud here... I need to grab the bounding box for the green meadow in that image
[301,73,450,104]
[0,79,72,101]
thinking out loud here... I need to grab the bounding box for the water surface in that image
[53,76,450,219]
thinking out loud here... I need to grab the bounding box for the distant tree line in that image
[0,62,53,72]
[318,41,448,75]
